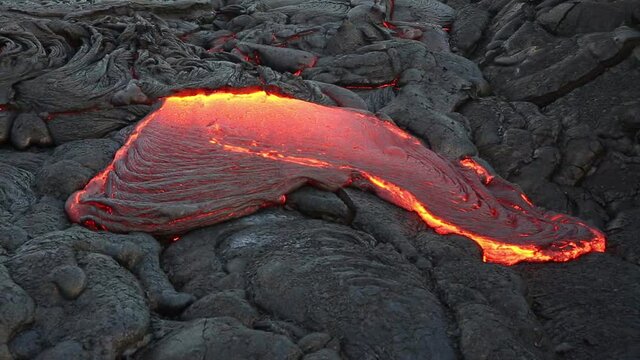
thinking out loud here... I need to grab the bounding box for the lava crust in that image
[66,90,605,265]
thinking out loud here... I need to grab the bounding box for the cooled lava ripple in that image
[66,90,605,265]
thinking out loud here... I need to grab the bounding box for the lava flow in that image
[66,90,605,265]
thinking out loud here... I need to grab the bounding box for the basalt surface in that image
[0,0,639,359]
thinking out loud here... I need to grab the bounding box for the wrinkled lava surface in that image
[66,90,604,265]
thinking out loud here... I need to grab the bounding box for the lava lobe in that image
[66,90,605,265]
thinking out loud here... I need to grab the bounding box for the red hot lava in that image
[66,90,605,265]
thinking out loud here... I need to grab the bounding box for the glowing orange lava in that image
[460,158,494,184]
[66,90,605,265]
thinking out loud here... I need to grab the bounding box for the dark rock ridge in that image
[0,0,638,359]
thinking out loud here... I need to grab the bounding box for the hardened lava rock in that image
[0,0,639,359]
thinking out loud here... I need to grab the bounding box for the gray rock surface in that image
[136,317,302,360]
[0,0,638,359]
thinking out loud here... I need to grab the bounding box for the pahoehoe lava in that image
[66,90,605,266]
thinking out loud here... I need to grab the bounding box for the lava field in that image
[0,0,639,359]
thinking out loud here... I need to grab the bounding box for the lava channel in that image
[66,90,605,265]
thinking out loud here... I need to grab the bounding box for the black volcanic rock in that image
[605,208,640,265]
[0,263,35,360]
[0,0,639,358]
[286,186,352,223]
[537,0,636,36]
[136,317,302,360]
[393,0,455,26]
[163,212,455,359]
[180,290,259,326]
[10,113,52,150]
[482,23,640,105]
[519,254,640,360]
[0,110,15,144]
[35,138,120,199]
[46,106,150,144]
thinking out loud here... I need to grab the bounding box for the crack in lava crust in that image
[65,90,605,265]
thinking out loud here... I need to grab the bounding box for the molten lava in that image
[66,90,605,265]
[459,158,494,185]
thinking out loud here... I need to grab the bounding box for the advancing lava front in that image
[66,90,605,265]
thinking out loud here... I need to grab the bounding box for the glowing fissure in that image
[383,21,397,30]
[45,107,102,122]
[460,158,494,184]
[344,77,400,90]
[66,90,605,265]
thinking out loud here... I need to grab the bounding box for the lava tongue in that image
[66,90,605,265]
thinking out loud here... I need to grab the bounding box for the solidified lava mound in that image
[67,90,604,265]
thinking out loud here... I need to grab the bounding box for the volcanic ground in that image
[0,0,639,359]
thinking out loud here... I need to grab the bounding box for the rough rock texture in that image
[136,317,303,360]
[0,0,638,359]
[162,212,455,359]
